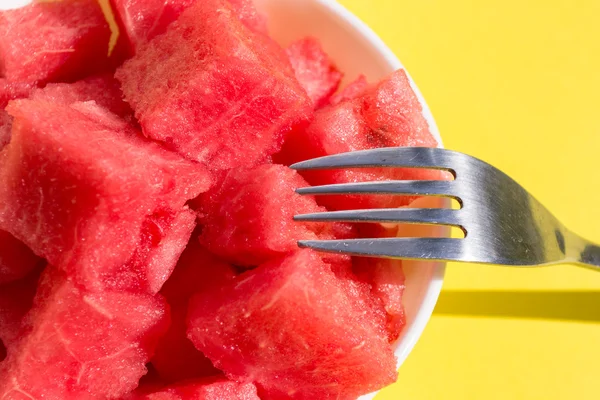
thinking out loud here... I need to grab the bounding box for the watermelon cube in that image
[353,258,406,342]
[111,0,268,53]
[278,69,443,210]
[0,79,34,109]
[286,37,343,108]
[0,230,41,285]
[116,0,312,171]
[0,0,114,84]
[198,164,355,267]
[0,267,169,399]
[187,249,397,399]
[0,98,211,293]
[152,238,236,383]
[31,74,133,118]
[329,74,369,105]
[1,79,35,149]
[0,111,11,150]
[0,268,41,350]
[128,377,261,400]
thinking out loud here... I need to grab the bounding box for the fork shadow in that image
[432,290,600,323]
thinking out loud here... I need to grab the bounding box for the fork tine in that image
[296,180,457,198]
[290,147,456,172]
[294,208,462,227]
[298,237,464,261]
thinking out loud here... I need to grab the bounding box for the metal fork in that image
[291,147,600,270]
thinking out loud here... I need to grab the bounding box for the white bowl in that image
[254,0,446,398]
[2,0,446,396]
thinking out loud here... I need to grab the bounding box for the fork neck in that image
[565,231,600,270]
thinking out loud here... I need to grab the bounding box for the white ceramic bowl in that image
[254,0,446,398]
[1,0,446,397]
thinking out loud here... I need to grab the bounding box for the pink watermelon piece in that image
[329,74,369,105]
[286,37,343,108]
[0,230,41,285]
[0,79,35,150]
[0,268,41,351]
[111,0,268,53]
[0,98,211,293]
[278,69,442,210]
[152,238,236,383]
[187,249,397,399]
[0,0,114,84]
[0,267,170,399]
[353,258,406,342]
[116,0,312,171]
[198,164,356,267]
[127,377,261,400]
[0,111,11,150]
[31,74,133,118]
[0,79,35,109]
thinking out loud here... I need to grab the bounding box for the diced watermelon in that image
[116,0,312,171]
[0,79,34,109]
[187,249,397,399]
[198,164,355,267]
[228,0,269,34]
[0,268,41,350]
[329,74,369,105]
[353,258,406,342]
[278,69,442,210]
[286,37,343,108]
[31,74,133,118]
[152,238,236,383]
[160,235,237,303]
[0,0,114,84]
[111,0,268,53]
[0,267,170,399]
[0,230,41,285]
[127,377,261,400]
[0,98,211,293]
[0,111,11,150]
[328,258,389,333]
[0,79,35,149]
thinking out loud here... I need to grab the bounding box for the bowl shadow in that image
[433,290,600,323]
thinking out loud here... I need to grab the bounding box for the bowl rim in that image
[314,0,446,373]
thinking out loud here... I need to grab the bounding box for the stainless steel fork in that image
[291,147,600,270]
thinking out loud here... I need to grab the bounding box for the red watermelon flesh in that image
[0,268,41,350]
[0,111,11,150]
[353,258,406,343]
[111,0,268,54]
[0,98,211,293]
[128,377,261,400]
[198,164,356,267]
[0,267,170,400]
[187,249,397,400]
[286,37,343,108]
[0,79,35,109]
[116,0,312,171]
[152,239,236,383]
[278,69,443,210]
[329,74,369,105]
[0,79,35,149]
[31,74,133,118]
[0,0,114,84]
[0,230,41,285]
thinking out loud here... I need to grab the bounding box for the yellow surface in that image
[335,0,600,399]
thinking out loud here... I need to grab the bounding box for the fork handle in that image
[567,232,600,270]
[578,244,600,269]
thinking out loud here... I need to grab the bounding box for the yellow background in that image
[336,0,600,399]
